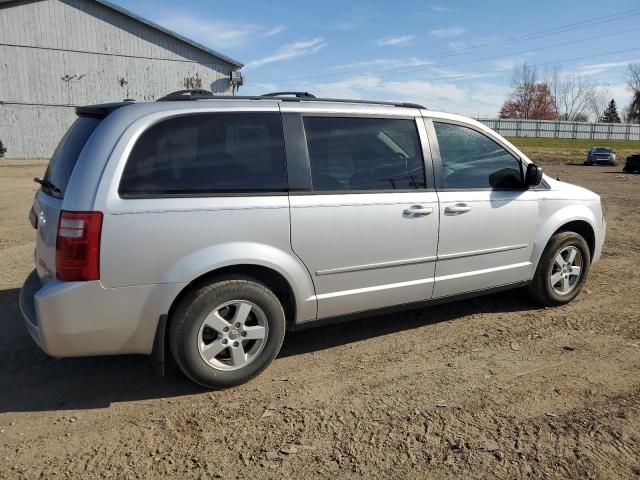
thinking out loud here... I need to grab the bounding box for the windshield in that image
[42,117,101,198]
[594,148,612,153]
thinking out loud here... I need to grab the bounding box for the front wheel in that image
[527,232,591,306]
[169,277,286,389]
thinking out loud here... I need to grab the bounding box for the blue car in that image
[585,147,616,166]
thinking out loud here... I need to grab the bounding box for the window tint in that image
[119,113,287,196]
[303,117,426,191]
[43,117,101,198]
[433,122,523,189]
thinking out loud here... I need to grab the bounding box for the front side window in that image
[303,117,426,191]
[119,112,287,196]
[433,122,523,189]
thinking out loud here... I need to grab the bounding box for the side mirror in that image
[525,163,543,187]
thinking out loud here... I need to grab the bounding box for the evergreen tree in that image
[599,99,622,123]
[629,91,640,123]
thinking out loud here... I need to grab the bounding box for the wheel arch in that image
[167,264,300,331]
[552,220,595,260]
[531,206,598,275]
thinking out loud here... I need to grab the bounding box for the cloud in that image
[330,57,432,71]
[447,36,498,52]
[245,37,328,69]
[294,73,509,116]
[493,57,526,71]
[376,35,414,47]
[429,5,453,13]
[414,5,455,15]
[430,27,465,38]
[156,14,262,48]
[579,60,640,76]
[241,82,279,96]
[264,26,286,37]
[327,5,381,31]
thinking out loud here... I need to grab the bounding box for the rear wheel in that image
[169,277,286,388]
[527,232,591,306]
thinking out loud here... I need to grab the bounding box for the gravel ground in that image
[0,161,639,479]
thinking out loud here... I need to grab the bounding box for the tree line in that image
[499,62,640,123]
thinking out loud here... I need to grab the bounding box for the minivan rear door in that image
[31,116,101,284]
[283,105,440,320]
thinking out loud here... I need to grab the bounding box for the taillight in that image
[56,211,103,281]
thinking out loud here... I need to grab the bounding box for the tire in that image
[169,277,286,389]
[527,231,591,306]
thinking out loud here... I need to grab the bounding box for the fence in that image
[477,118,640,141]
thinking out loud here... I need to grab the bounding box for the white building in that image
[0,0,243,158]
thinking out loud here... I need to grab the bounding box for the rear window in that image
[119,112,287,197]
[43,117,101,198]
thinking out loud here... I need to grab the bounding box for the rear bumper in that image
[19,270,184,358]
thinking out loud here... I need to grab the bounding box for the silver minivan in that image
[20,90,606,388]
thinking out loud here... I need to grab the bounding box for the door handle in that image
[444,203,472,215]
[403,205,434,217]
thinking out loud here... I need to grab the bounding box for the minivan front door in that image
[284,110,440,320]
[427,119,539,298]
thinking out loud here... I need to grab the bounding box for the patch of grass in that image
[505,137,640,150]
[504,137,640,165]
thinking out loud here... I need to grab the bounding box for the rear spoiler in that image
[75,101,134,119]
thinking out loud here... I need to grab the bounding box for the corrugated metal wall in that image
[0,0,237,158]
[478,118,640,141]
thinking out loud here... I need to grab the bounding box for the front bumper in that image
[19,270,184,358]
[593,219,606,264]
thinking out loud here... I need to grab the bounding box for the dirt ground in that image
[1,160,639,479]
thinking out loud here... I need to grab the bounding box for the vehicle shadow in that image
[0,286,540,413]
[280,289,539,357]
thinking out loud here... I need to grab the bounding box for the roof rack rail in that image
[261,91,316,98]
[154,90,426,109]
[157,89,214,101]
[297,97,426,109]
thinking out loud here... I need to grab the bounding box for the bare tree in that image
[589,85,611,121]
[627,62,640,92]
[545,66,596,121]
[499,83,556,119]
[510,63,538,119]
[627,63,640,123]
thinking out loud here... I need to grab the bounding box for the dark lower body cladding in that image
[19,269,43,348]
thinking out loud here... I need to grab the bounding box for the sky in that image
[115,0,640,118]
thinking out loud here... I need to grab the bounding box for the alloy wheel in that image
[549,246,583,295]
[197,300,269,371]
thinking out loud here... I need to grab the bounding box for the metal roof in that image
[0,0,244,68]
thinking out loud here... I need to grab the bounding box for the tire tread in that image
[169,277,285,388]
[527,231,590,306]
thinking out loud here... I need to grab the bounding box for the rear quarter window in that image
[43,117,101,198]
[119,112,287,196]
